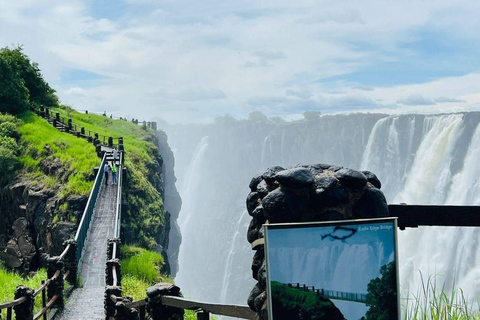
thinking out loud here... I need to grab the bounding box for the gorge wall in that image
[165,112,480,306]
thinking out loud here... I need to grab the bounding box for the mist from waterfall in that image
[165,112,480,310]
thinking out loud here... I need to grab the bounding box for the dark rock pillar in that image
[13,286,34,320]
[246,164,388,320]
[146,283,184,320]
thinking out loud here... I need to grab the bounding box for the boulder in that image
[362,170,382,189]
[262,166,285,184]
[262,188,303,223]
[334,168,367,189]
[274,167,314,189]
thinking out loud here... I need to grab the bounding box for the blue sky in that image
[1,0,480,123]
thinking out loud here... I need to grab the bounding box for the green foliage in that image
[366,261,398,320]
[0,113,21,186]
[51,106,166,245]
[17,111,98,197]
[303,110,322,120]
[0,265,47,319]
[0,46,58,109]
[270,281,344,320]
[121,246,165,283]
[0,56,29,114]
[402,275,480,320]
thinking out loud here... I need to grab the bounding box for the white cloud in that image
[1,0,480,123]
[397,94,436,106]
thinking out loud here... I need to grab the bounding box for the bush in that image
[0,146,19,186]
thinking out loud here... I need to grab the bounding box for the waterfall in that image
[166,112,480,309]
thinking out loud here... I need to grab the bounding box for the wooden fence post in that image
[47,256,64,309]
[146,283,184,320]
[13,286,34,320]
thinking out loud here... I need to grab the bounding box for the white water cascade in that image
[166,112,480,311]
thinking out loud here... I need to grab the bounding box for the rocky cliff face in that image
[156,130,182,277]
[0,177,87,273]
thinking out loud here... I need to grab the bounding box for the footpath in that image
[56,181,118,320]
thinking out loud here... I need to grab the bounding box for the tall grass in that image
[119,246,202,319]
[0,265,47,319]
[402,274,480,320]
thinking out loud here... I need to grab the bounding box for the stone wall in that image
[245,163,388,319]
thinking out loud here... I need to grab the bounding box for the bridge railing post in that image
[47,256,64,309]
[196,310,209,320]
[105,286,122,319]
[63,240,78,286]
[12,285,34,320]
[115,298,139,320]
[146,283,184,320]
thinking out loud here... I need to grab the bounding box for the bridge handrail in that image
[74,153,107,271]
[111,152,123,287]
[122,295,256,320]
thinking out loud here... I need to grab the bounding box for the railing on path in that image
[0,154,108,320]
[75,153,107,271]
[33,106,125,152]
[287,283,367,303]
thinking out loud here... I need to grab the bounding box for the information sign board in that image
[265,218,399,320]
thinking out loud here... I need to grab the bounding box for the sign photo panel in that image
[265,218,399,320]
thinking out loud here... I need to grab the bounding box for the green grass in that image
[48,106,166,246]
[119,246,206,319]
[0,265,47,319]
[402,275,480,320]
[121,245,167,283]
[17,111,98,197]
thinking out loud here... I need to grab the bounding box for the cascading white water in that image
[166,112,480,312]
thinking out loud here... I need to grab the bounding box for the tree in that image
[365,261,398,320]
[0,56,29,114]
[303,110,322,120]
[0,46,58,108]
[248,111,268,122]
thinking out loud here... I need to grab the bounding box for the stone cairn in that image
[246,164,389,320]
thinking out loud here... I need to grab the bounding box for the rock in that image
[50,222,76,255]
[312,185,349,207]
[254,291,267,313]
[247,220,259,243]
[362,170,382,189]
[352,187,389,218]
[13,218,28,238]
[249,174,263,191]
[262,188,303,223]
[17,235,36,257]
[257,261,266,288]
[274,167,314,189]
[251,249,264,280]
[246,192,261,216]
[262,166,285,184]
[334,168,367,189]
[2,240,23,268]
[314,174,337,189]
[38,156,64,176]
[251,206,266,226]
[255,180,270,198]
[247,283,263,310]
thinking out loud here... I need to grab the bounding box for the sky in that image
[1,0,480,124]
